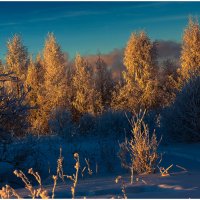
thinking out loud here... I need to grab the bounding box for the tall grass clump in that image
[118,110,160,183]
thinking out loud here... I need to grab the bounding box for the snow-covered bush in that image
[77,114,96,136]
[0,87,29,138]
[94,110,131,138]
[49,109,76,140]
[162,76,200,142]
[74,111,131,139]
[50,110,131,139]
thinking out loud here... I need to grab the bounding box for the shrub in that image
[118,110,159,183]
[49,109,76,140]
[162,76,200,142]
[94,110,131,138]
[0,88,29,138]
[78,114,96,136]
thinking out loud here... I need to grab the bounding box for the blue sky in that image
[0,1,199,60]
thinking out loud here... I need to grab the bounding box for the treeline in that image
[0,17,200,142]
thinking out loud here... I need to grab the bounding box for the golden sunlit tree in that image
[112,31,158,112]
[158,59,179,107]
[24,53,48,134]
[179,17,200,84]
[6,34,29,82]
[95,55,113,112]
[72,53,101,120]
[43,33,68,109]
[31,33,69,134]
[25,57,41,132]
[35,53,45,85]
[26,57,40,105]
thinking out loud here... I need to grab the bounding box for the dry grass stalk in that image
[85,158,93,175]
[28,168,49,199]
[36,188,49,199]
[56,147,65,182]
[52,149,80,199]
[51,147,67,199]
[176,165,188,172]
[158,164,173,176]
[48,161,51,174]
[81,166,86,178]
[52,149,80,198]
[52,175,58,199]
[69,153,80,199]
[115,176,127,199]
[141,179,147,185]
[80,158,93,178]
[0,185,21,199]
[28,168,42,188]
[96,162,98,174]
[0,186,9,199]
[14,169,36,198]
[14,169,49,199]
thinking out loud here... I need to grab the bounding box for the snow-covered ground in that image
[12,142,200,198]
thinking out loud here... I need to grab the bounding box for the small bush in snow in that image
[118,110,159,183]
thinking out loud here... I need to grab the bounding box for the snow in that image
[11,142,200,198]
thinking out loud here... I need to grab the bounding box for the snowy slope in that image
[14,143,200,198]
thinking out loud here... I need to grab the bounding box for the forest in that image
[0,17,200,198]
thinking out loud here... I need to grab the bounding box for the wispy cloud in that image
[0,22,20,27]
[0,2,171,28]
[143,15,189,23]
[0,2,198,28]
[26,3,173,26]
[27,10,106,23]
[127,2,169,9]
[133,14,199,24]
[0,10,107,27]
[31,2,166,15]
